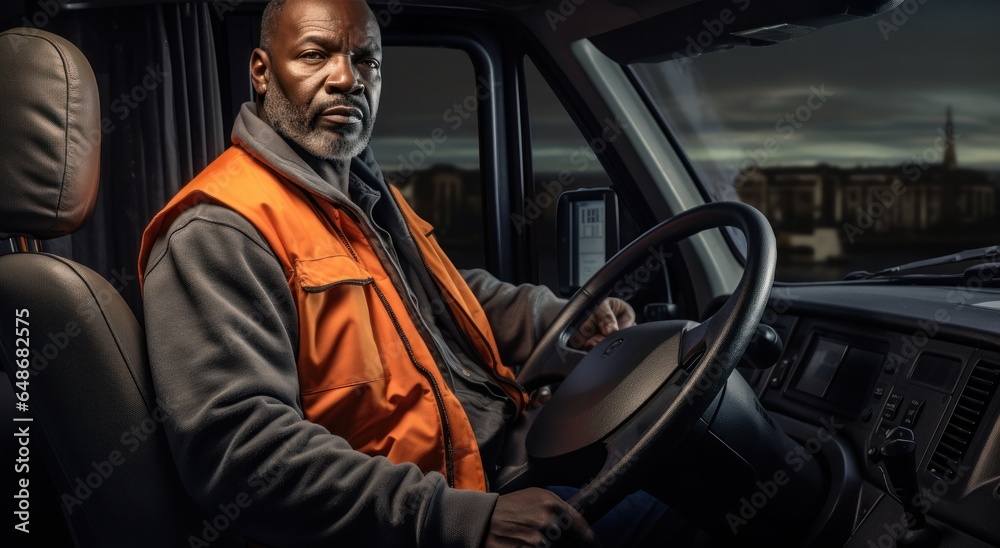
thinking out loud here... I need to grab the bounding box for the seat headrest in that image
[0,28,100,240]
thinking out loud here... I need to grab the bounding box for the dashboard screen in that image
[910,353,962,391]
[795,338,848,397]
[573,200,606,286]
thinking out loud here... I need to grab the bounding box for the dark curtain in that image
[37,3,226,318]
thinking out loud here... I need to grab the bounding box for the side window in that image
[523,57,619,292]
[370,46,485,270]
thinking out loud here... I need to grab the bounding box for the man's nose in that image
[325,55,364,95]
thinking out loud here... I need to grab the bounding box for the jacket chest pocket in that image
[294,255,390,394]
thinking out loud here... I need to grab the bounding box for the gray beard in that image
[262,75,373,161]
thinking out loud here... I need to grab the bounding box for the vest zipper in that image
[385,191,528,408]
[302,192,458,487]
[369,281,456,488]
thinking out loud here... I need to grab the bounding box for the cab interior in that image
[1,0,998,546]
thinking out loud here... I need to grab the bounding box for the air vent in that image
[927,361,1000,479]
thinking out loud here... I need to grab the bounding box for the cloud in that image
[369,1,1000,176]
[641,0,1000,171]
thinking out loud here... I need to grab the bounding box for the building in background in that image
[736,108,998,262]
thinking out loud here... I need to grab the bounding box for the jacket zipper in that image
[386,191,528,408]
[302,191,458,487]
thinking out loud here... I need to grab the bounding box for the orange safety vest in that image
[138,145,527,491]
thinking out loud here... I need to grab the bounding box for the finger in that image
[611,298,637,329]
[569,323,595,349]
[593,300,619,335]
[571,299,633,350]
[581,333,606,350]
[570,312,603,349]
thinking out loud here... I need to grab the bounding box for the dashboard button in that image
[872,385,886,400]
[882,393,904,420]
[769,357,793,389]
[902,399,924,427]
[861,407,873,423]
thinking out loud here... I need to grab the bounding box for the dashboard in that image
[748,282,1000,546]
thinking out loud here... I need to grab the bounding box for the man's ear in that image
[250,48,270,97]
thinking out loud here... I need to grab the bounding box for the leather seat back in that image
[0,28,231,546]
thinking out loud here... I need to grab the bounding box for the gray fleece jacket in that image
[141,103,565,547]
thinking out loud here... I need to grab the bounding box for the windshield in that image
[631,0,1000,282]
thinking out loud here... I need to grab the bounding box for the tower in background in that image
[944,106,958,171]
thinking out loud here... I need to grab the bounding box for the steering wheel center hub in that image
[527,320,696,459]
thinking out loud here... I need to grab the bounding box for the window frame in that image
[380,26,526,282]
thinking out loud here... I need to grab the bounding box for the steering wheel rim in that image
[521,201,776,522]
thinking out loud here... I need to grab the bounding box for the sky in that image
[368,0,999,177]
[636,0,1000,175]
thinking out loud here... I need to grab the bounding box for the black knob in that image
[879,427,926,530]
[741,324,784,370]
[879,430,943,547]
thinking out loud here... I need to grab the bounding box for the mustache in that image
[312,98,369,119]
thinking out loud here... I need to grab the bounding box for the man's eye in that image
[360,59,380,70]
[301,51,324,61]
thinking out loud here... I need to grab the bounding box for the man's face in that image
[254,0,382,161]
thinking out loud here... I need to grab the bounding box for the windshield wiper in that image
[844,245,1000,280]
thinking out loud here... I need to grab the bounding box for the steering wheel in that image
[520,201,776,522]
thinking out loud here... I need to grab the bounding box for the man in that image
[139,0,642,545]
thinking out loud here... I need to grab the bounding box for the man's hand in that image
[569,297,637,350]
[485,488,600,547]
